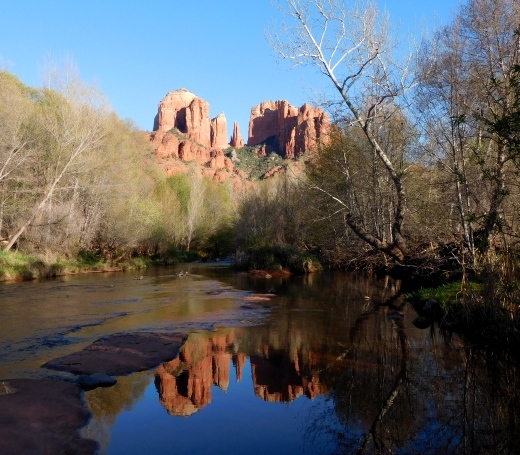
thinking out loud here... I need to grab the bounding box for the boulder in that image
[0,378,98,455]
[77,373,117,390]
[42,332,187,376]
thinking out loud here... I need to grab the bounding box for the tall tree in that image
[418,0,520,258]
[268,0,415,262]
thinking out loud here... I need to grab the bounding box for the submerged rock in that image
[77,373,117,390]
[413,316,432,329]
[42,332,187,376]
[0,378,98,455]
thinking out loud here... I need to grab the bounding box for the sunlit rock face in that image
[230,121,244,148]
[210,113,229,149]
[151,89,237,181]
[154,89,211,147]
[247,100,330,158]
[154,88,229,150]
[150,90,328,185]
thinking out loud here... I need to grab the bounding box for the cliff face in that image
[210,113,228,149]
[150,89,329,184]
[230,121,244,148]
[248,100,330,158]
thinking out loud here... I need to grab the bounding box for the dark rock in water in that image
[77,374,98,389]
[423,299,439,312]
[387,309,404,320]
[77,373,117,390]
[42,331,187,376]
[0,378,98,455]
[90,373,117,386]
[413,316,432,329]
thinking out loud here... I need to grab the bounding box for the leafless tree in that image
[417,0,520,259]
[268,0,416,262]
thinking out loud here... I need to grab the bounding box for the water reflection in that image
[2,266,519,453]
[83,270,520,454]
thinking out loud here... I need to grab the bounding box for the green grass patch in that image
[0,250,151,281]
[406,280,482,307]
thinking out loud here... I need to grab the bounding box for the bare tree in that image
[268,0,415,262]
[3,71,108,252]
[418,0,520,258]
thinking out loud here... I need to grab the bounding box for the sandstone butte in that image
[149,88,330,185]
[247,100,330,159]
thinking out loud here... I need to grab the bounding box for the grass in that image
[0,250,151,282]
[406,277,520,357]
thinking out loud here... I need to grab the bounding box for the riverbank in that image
[407,280,520,360]
[0,266,279,455]
[0,250,152,282]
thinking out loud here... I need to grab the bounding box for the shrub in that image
[233,245,322,274]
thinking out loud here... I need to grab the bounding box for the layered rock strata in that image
[150,89,329,184]
[248,100,329,159]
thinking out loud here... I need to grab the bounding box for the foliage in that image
[0,250,150,281]
[0,68,235,276]
[233,244,321,274]
[225,146,286,180]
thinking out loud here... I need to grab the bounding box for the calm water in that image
[1,265,519,454]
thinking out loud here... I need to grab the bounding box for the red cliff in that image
[248,100,329,158]
[210,113,229,149]
[230,121,244,148]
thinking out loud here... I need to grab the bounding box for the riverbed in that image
[1,264,518,454]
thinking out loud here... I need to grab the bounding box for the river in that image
[0,264,518,454]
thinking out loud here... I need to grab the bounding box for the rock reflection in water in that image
[154,329,327,417]
[79,270,520,454]
[154,331,234,416]
[150,271,520,454]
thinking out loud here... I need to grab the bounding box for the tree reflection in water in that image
[84,270,520,454]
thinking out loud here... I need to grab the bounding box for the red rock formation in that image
[154,88,211,147]
[210,113,229,149]
[154,88,197,132]
[209,150,233,171]
[247,100,329,158]
[230,121,244,147]
[150,90,329,181]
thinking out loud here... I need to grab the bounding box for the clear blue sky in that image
[0,1,461,138]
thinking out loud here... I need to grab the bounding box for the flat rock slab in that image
[42,332,187,376]
[0,378,98,455]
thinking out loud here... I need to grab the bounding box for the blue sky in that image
[1,1,461,138]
